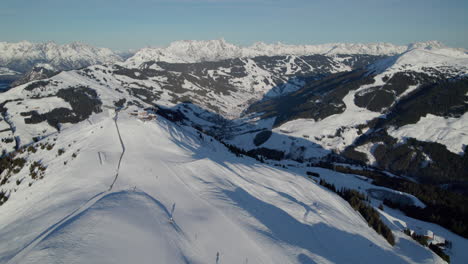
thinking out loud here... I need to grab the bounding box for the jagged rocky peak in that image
[10,63,59,87]
[164,38,242,60]
[0,41,123,73]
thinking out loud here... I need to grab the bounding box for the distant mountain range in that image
[124,39,451,65]
[1,38,466,183]
[2,39,464,76]
[0,41,122,74]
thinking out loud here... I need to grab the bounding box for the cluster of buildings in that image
[129,107,158,121]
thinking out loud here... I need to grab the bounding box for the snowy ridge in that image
[245,41,408,56]
[369,47,468,76]
[0,41,122,73]
[124,39,452,67]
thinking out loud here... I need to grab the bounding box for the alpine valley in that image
[0,39,467,264]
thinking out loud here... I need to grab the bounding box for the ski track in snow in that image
[109,110,126,191]
[6,110,126,264]
[6,191,108,264]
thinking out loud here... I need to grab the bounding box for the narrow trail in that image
[109,110,126,190]
[7,110,126,264]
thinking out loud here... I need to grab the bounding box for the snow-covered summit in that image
[124,39,242,65]
[0,41,122,73]
[407,40,446,50]
[369,44,468,76]
[165,38,242,61]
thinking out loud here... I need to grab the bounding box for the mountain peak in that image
[0,41,122,73]
[407,40,446,51]
[368,43,468,76]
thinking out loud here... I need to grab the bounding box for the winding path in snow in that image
[7,110,126,264]
[109,110,126,190]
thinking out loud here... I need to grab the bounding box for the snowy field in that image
[388,112,468,155]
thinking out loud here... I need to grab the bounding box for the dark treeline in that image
[403,228,451,263]
[319,179,395,246]
[311,162,468,239]
[376,172,468,238]
[384,195,468,239]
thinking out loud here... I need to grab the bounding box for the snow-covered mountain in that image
[0,105,458,264]
[369,46,468,75]
[1,39,467,263]
[124,39,451,67]
[1,42,466,178]
[245,45,468,184]
[0,41,122,74]
[9,64,59,87]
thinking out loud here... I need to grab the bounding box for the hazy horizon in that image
[0,39,464,53]
[1,0,467,50]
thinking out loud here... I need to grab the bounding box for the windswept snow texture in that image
[0,111,449,264]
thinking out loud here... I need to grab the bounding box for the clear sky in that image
[1,0,467,51]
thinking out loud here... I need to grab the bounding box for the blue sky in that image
[1,0,467,50]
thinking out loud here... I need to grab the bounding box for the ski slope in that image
[0,108,448,263]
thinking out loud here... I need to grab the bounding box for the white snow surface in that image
[275,89,382,152]
[6,96,70,115]
[388,112,468,155]
[0,95,72,147]
[0,109,450,264]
